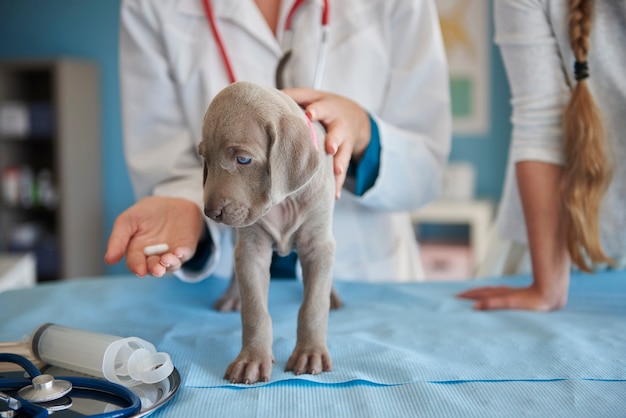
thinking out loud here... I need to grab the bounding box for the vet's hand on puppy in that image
[283,88,371,199]
[105,196,203,277]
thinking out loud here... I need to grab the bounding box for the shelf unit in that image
[0,59,103,281]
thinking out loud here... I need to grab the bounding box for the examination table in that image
[0,271,624,417]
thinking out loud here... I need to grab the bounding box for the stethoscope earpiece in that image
[275,50,293,89]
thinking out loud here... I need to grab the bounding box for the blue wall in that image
[451,45,512,201]
[0,0,132,275]
[0,0,511,276]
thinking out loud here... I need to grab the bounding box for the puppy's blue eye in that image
[236,156,252,165]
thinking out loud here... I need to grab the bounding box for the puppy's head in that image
[198,81,322,227]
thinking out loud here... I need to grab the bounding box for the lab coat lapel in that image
[176,0,283,56]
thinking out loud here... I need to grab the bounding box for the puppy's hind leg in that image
[330,286,343,310]
[213,228,241,311]
[213,273,241,312]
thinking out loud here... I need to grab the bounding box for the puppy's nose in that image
[204,206,223,222]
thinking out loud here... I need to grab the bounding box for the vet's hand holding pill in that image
[105,196,204,277]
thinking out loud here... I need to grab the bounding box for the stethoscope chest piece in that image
[17,374,72,403]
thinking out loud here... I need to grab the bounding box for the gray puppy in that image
[198,81,341,384]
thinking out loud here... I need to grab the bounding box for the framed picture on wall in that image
[436,0,490,135]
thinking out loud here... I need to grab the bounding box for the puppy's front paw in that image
[224,352,275,384]
[285,346,332,376]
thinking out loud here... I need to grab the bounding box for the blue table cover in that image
[0,271,624,417]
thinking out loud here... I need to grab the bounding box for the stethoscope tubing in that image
[2,377,141,418]
[285,0,329,30]
[0,353,142,418]
[201,0,236,84]
[201,0,329,87]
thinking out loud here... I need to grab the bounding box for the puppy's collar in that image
[306,117,319,151]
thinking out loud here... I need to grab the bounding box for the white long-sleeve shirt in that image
[494,0,626,262]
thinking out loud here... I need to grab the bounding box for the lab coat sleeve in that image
[353,0,452,212]
[119,0,228,281]
[493,0,572,245]
[120,0,203,205]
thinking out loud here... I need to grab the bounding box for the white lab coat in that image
[119,0,451,282]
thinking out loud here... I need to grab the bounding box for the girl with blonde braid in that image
[458,0,626,311]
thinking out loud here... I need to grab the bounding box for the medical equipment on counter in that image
[29,324,174,387]
[202,0,329,88]
[1,323,180,417]
[0,352,141,418]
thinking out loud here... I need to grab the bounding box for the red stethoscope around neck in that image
[201,0,329,88]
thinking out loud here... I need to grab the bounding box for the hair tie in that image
[574,61,589,81]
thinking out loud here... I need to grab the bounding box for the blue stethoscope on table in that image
[201,0,330,88]
[0,353,141,418]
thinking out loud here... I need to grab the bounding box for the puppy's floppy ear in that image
[268,114,322,204]
[197,143,208,185]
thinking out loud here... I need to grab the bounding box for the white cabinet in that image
[0,252,36,292]
[412,199,494,280]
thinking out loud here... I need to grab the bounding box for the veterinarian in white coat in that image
[106,0,451,282]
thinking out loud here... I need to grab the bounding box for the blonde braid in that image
[561,0,613,271]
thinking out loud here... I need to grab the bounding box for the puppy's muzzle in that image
[204,206,224,222]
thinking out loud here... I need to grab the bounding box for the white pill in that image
[143,243,170,256]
